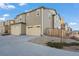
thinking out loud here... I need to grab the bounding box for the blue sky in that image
[0,3,79,30]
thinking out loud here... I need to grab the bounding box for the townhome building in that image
[0,20,15,35]
[0,6,64,36]
[25,7,61,36]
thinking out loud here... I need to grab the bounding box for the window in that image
[36,26,40,27]
[28,26,32,28]
[36,10,40,16]
[48,13,51,19]
[19,16,22,22]
[18,18,22,22]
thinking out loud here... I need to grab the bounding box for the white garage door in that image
[11,24,21,35]
[26,25,41,36]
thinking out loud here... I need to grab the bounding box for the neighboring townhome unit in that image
[5,20,15,34]
[0,20,15,35]
[0,22,5,35]
[5,20,11,34]
[26,7,61,36]
[11,14,26,35]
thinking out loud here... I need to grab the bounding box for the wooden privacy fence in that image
[45,28,66,38]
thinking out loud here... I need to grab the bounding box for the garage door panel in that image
[11,24,21,35]
[26,26,41,36]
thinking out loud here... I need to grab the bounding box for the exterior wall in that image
[48,9,61,29]
[5,25,10,34]
[43,9,53,34]
[43,9,61,34]
[0,22,5,26]
[54,15,61,29]
[10,20,15,25]
[0,25,5,34]
[21,24,26,35]
[26,8,42,35]
[5,20,10,25]
[11,23,26,35]
[26,9,42,26]
[4,20,14,34]
[15,14,26,23]
[4,21,9,34]
[0,22,5,34]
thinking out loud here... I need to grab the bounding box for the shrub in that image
[46,42,63,49]
[46,42,79,49]
[67,42,79,46]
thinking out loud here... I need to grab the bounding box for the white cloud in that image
[3,14,10,17]
[25,10,28,12]
[7,4,15,9]
[0,17,5,21]
[0,3,15,9]
[69,22,77,25]
[0,14,10,21]
[68,22,78,30]
[19,3,27,6]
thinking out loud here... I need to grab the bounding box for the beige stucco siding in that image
[21,24,26,35]
[26,9,42,26]
[43,9,57,33]
[0,26,5,34]
[54,15,61,29]
[48,9,61,29]
[0,22,5,34]
[5,25,10,34]
[15,14,26,23]
[43,9,52,29]
[44,9,60,29]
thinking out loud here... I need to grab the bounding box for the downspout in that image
[25,13,26,35]
[41,8,44,36]
[25,13,27,35]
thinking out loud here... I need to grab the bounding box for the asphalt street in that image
[0,35,79,56]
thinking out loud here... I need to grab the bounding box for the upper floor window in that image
[36,10,40,16]
[28,26,32,28]
[48,13,51,19]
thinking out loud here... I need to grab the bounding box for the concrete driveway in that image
[0,35,79,56]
